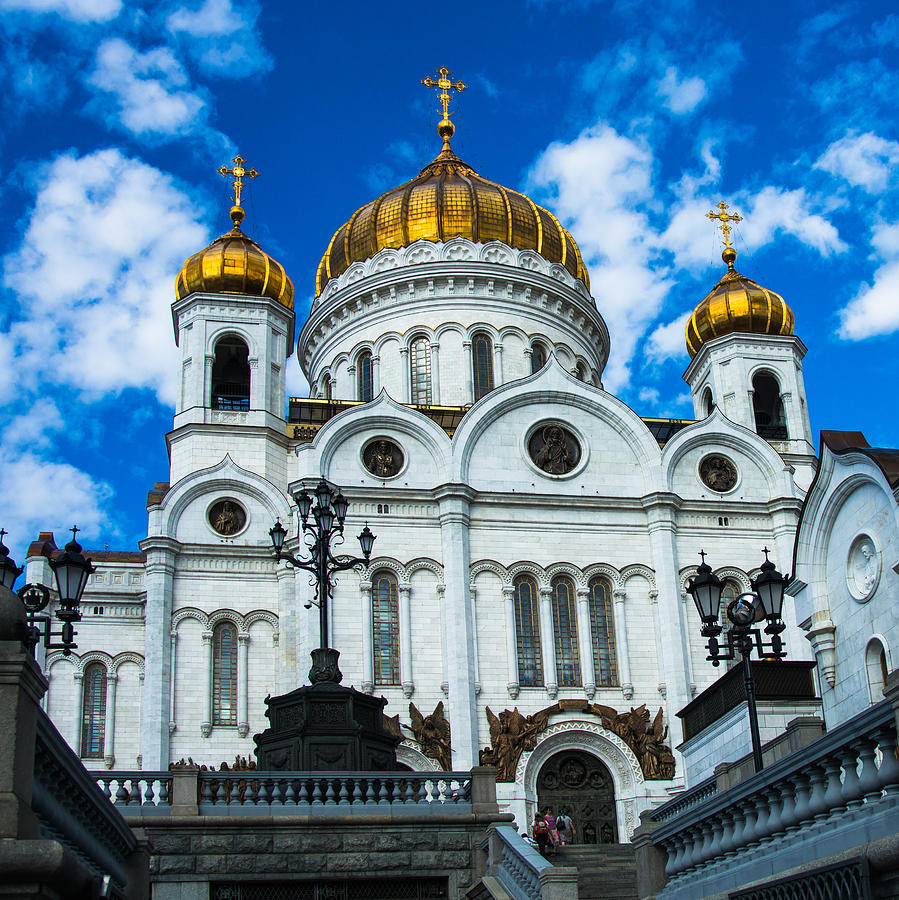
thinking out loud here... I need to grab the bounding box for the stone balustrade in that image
[651,775,716,824]
[95,772,172,814]
[650,698,899,897]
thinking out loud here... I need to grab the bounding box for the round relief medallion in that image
[847,534,880,602]
[362,438,404,478]
[699,454,738,492]
[208,499,246,536]
[527,423,581,475]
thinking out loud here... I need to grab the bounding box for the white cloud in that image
[815,132,899,193]
[638,387,660,405]
[656,66,707,115]
[0,0,120,23]
[87,38,216,139]
[646,312,691,363]
[2,148,209,404]
[838,222,899,340]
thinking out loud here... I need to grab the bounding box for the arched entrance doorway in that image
[536,749,618,844]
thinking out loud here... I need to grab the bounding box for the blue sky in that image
[1,0,898,558]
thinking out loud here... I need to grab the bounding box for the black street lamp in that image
[2,526,96,656]
[686,549,790,773]
[269,480,375,685]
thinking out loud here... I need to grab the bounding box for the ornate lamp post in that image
[269,480,375,685]
[686,549,789,773]
[0,526,96,656]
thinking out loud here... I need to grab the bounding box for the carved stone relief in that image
[208,499,246,536]
[528,423,581,475]
[699,454,738,492]
[847,534,880,602]
[362,439,404,478]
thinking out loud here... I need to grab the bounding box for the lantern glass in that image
[687,558,724,624]
[317,505,334,534]
[315,480,333,510]
[294,488,313,521]
[358,525,375,559]
[50,534,94,608]
[332,492,349,524]
[269,520,287,553]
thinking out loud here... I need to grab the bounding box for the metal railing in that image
[652,699,899,882]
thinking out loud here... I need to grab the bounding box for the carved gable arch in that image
[546,562,587,589]
[244,610,280,632]
[470,559,511,587]
[172,606,209,630]
[77,650,114,674]
[507,561,548,590]
[112,651,145,676]
[582,563,623,591]
[208,609,246,630]
[403,557,444,582]
[619,564,656,591]
[366,557,406,584]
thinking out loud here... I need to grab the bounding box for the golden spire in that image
[707,201,743,269]
[217,154,259,228]
[421,66,468,150]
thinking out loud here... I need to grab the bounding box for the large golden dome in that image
[315,145,589,297]
[686,248,794,358]
[176,206,294,309]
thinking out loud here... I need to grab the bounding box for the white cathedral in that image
[24,82,899,842]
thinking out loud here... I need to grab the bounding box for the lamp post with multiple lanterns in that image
[269,480,375,684]
[686,548,790,773]
[0,526,96,656]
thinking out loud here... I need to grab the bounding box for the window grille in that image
[213,621,238,726]
[472,333,494,400]
[358,352,373,402]
[513,575,543,686]
[372,572,400,684]
[81,662,106,758]
[552,576,581,686]
[531,343,547,373]
[589,578,618,687]
[410,338,432,405]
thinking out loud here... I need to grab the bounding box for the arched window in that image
[212,621,238,726]
[211,336,250,410]
[472,332,494,400]
[752,373,786,439]
[589,578,618,687]
[552,576,581,687]
[80,662,107,758]
[323,375,333,401]
[575,362,586,382]
[358,351,373,402]
[372,571,400,684]
[531,343,547,373]
[866,638,890,704]
[409,337,432,405]
[702,387,715,417]
[513,574,543,687]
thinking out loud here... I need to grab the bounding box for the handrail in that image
[652,774,717,823]
[95,772,172,814]
[489,823,552,900]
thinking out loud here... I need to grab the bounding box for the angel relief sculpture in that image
[409,701,452,771]
[479,706,551,782]
[593,703,675,780]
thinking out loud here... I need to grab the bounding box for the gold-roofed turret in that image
[175,155,294,309]
[685,203,793,358]
[315,68,588,297]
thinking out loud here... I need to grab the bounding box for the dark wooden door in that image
[536,750,618,844]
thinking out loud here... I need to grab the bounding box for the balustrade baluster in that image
[822,756,846,817]
[664,835,682,877]
[805,764,829,822]
[717,810,737,856]
[736,799,757,852]
[285,780,297,805]
[312,780,323,805]
[749,792,769,846]
[840,746,864,810]
[788,771,811,829]
[114,780,129,806]
[761,786,782,841]
[271,780,283,805]
[352,779,363,805]
[856,736,881,804]
[364,780,376,804]
[159,778,169,805]
[324,779,337,805]
[338,778,350,805]
[695,820,714,867]
[404,778,414,804]
[874,726,899,797]
[143,779,154,807]
[378,778,389,805]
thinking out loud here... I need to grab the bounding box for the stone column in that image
[539,587,558,699]
[462,341,473,402]
[503,585,519,698]
[72,671,84,755]
[276,562,295,694]
[360,579,373,694]
[430,342,441,405]
[469,584,481,695]
[103,671,117,769]
[399,346,410,402]
[437,583,449,696]
[139,536,179,770]
[203,354,214,409]
[168,629,177,735]
[643,496,690,745]
[613,589,634,699]
[434,484,479,767]
[296,564,317,682]
[399,583,414,698]
[576,588,596,699]
[494,342,504,385]
[237,631,250,737]
[200,630,213,738]
[372,354,381,394]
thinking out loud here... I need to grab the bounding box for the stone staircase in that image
[551,844,638,900]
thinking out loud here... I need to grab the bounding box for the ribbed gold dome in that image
[315,146,589,296]
[686,249,794,359]
[176,207,294,308]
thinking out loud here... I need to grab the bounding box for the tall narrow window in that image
[372,571,400,684]
[324,376,333,401]
[211,336,250,410]
[720,581,741,670]
[589,578,618,687]
[514,575,543,687]
[702,387,715,417]
[472,332,494,400]
[410,337,432,405]
[752,373,786,439]
[80,662,107,758]
[552,576,581,686]
[531,343,547,373]
[212,621,238,726]
[358,351,373,402]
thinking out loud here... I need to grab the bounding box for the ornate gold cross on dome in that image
[421,66,467,147]
[218,154,259,208]
[707,201,742,251]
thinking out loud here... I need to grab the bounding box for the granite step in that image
[551,844,638,900]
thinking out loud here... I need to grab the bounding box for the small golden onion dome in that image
[176,205,294,308]
[315,145,589,297]
[685,248,794,358]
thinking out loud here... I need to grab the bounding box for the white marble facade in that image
[32,217,896,840]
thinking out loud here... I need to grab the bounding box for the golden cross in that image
[217,154,259,207]
[706,201,742,251]
[421,66,467,121]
